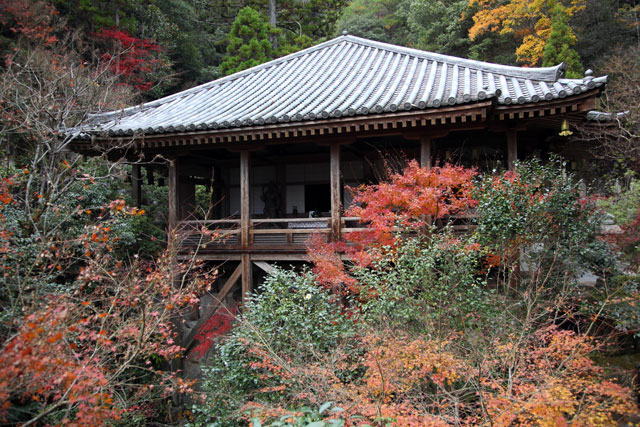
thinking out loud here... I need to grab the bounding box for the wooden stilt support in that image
[240,151,252,303]
[330,143,341,241]
[241,254,252,304]
[254,261,274,274]
[182,264,242,350]
[167,157,182,408]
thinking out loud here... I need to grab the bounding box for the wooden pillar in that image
[167,159,180,353]
[241,254,252,303]
[168,159,177,230]
[240,151,252,301]
[131,164,142,207]
[240,150,250,248]
[330,143,341,240]
[420,137,432,170]
[507,130,518,170]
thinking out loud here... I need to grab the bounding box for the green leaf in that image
[318,402,332,414]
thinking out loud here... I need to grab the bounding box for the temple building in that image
[69,34,608,349]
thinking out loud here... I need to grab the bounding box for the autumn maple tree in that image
[308,160,477,295]
[0,0,59,46]
[0,1,211,423]
[0,183,217,424]
[346,160,477,251]
[468,0,586,67]
[92,27,172,92]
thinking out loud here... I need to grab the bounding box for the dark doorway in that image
[304,184,330,213]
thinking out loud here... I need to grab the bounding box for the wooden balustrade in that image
[178,217,367,251]
[177,213,479,255]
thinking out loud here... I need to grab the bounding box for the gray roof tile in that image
[76,35,607,137]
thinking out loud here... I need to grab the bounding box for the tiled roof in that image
[585,110,628,121]
[75,35,607,137]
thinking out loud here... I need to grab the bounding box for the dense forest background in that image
[1,0,640,426]
[3,0,638,99]
[4,0,640,168]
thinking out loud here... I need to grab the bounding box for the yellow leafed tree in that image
[468,0,585,66]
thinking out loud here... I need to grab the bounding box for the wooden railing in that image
[178,217,366,250]
[177,213,480,253]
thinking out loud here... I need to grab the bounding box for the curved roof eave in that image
[74,35,607,139]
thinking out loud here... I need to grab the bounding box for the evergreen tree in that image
[573,0,639,70]
[408,0,471,57]
[334,0,412,46]
[220,6,274,76]
[542,4,583,78]
[335,0,514,62]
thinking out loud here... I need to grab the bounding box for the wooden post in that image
[131,164,142,207]
[240,150,250,248]
[330,143,341,240]
[240,151,252,302]
[167,158,182,398]
[241,254,252,303]
[420,137,432,170]
[168,159,177,230]
[507,130,518,170]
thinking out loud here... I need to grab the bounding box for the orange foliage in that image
[468,0,585,65]
[0,303,119,426]
[483,326,638,426]
[363,334,469,401]
[347,161,476,234]
[0,196,213,424]
[245,326,638,426]
[0,0,59,45]
[306,234,358,295]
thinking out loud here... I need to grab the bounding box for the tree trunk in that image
[269,0,278,51]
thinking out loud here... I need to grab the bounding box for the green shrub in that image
[474,157,616,291]
[351,232,497,334]
[250,402,347,427]
[241,268,355,355]
[599,176,640,226]
[193,268,356,425]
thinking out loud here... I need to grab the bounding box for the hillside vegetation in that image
[192,159,640,426]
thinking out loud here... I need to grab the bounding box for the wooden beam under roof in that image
[70,89,602,159]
